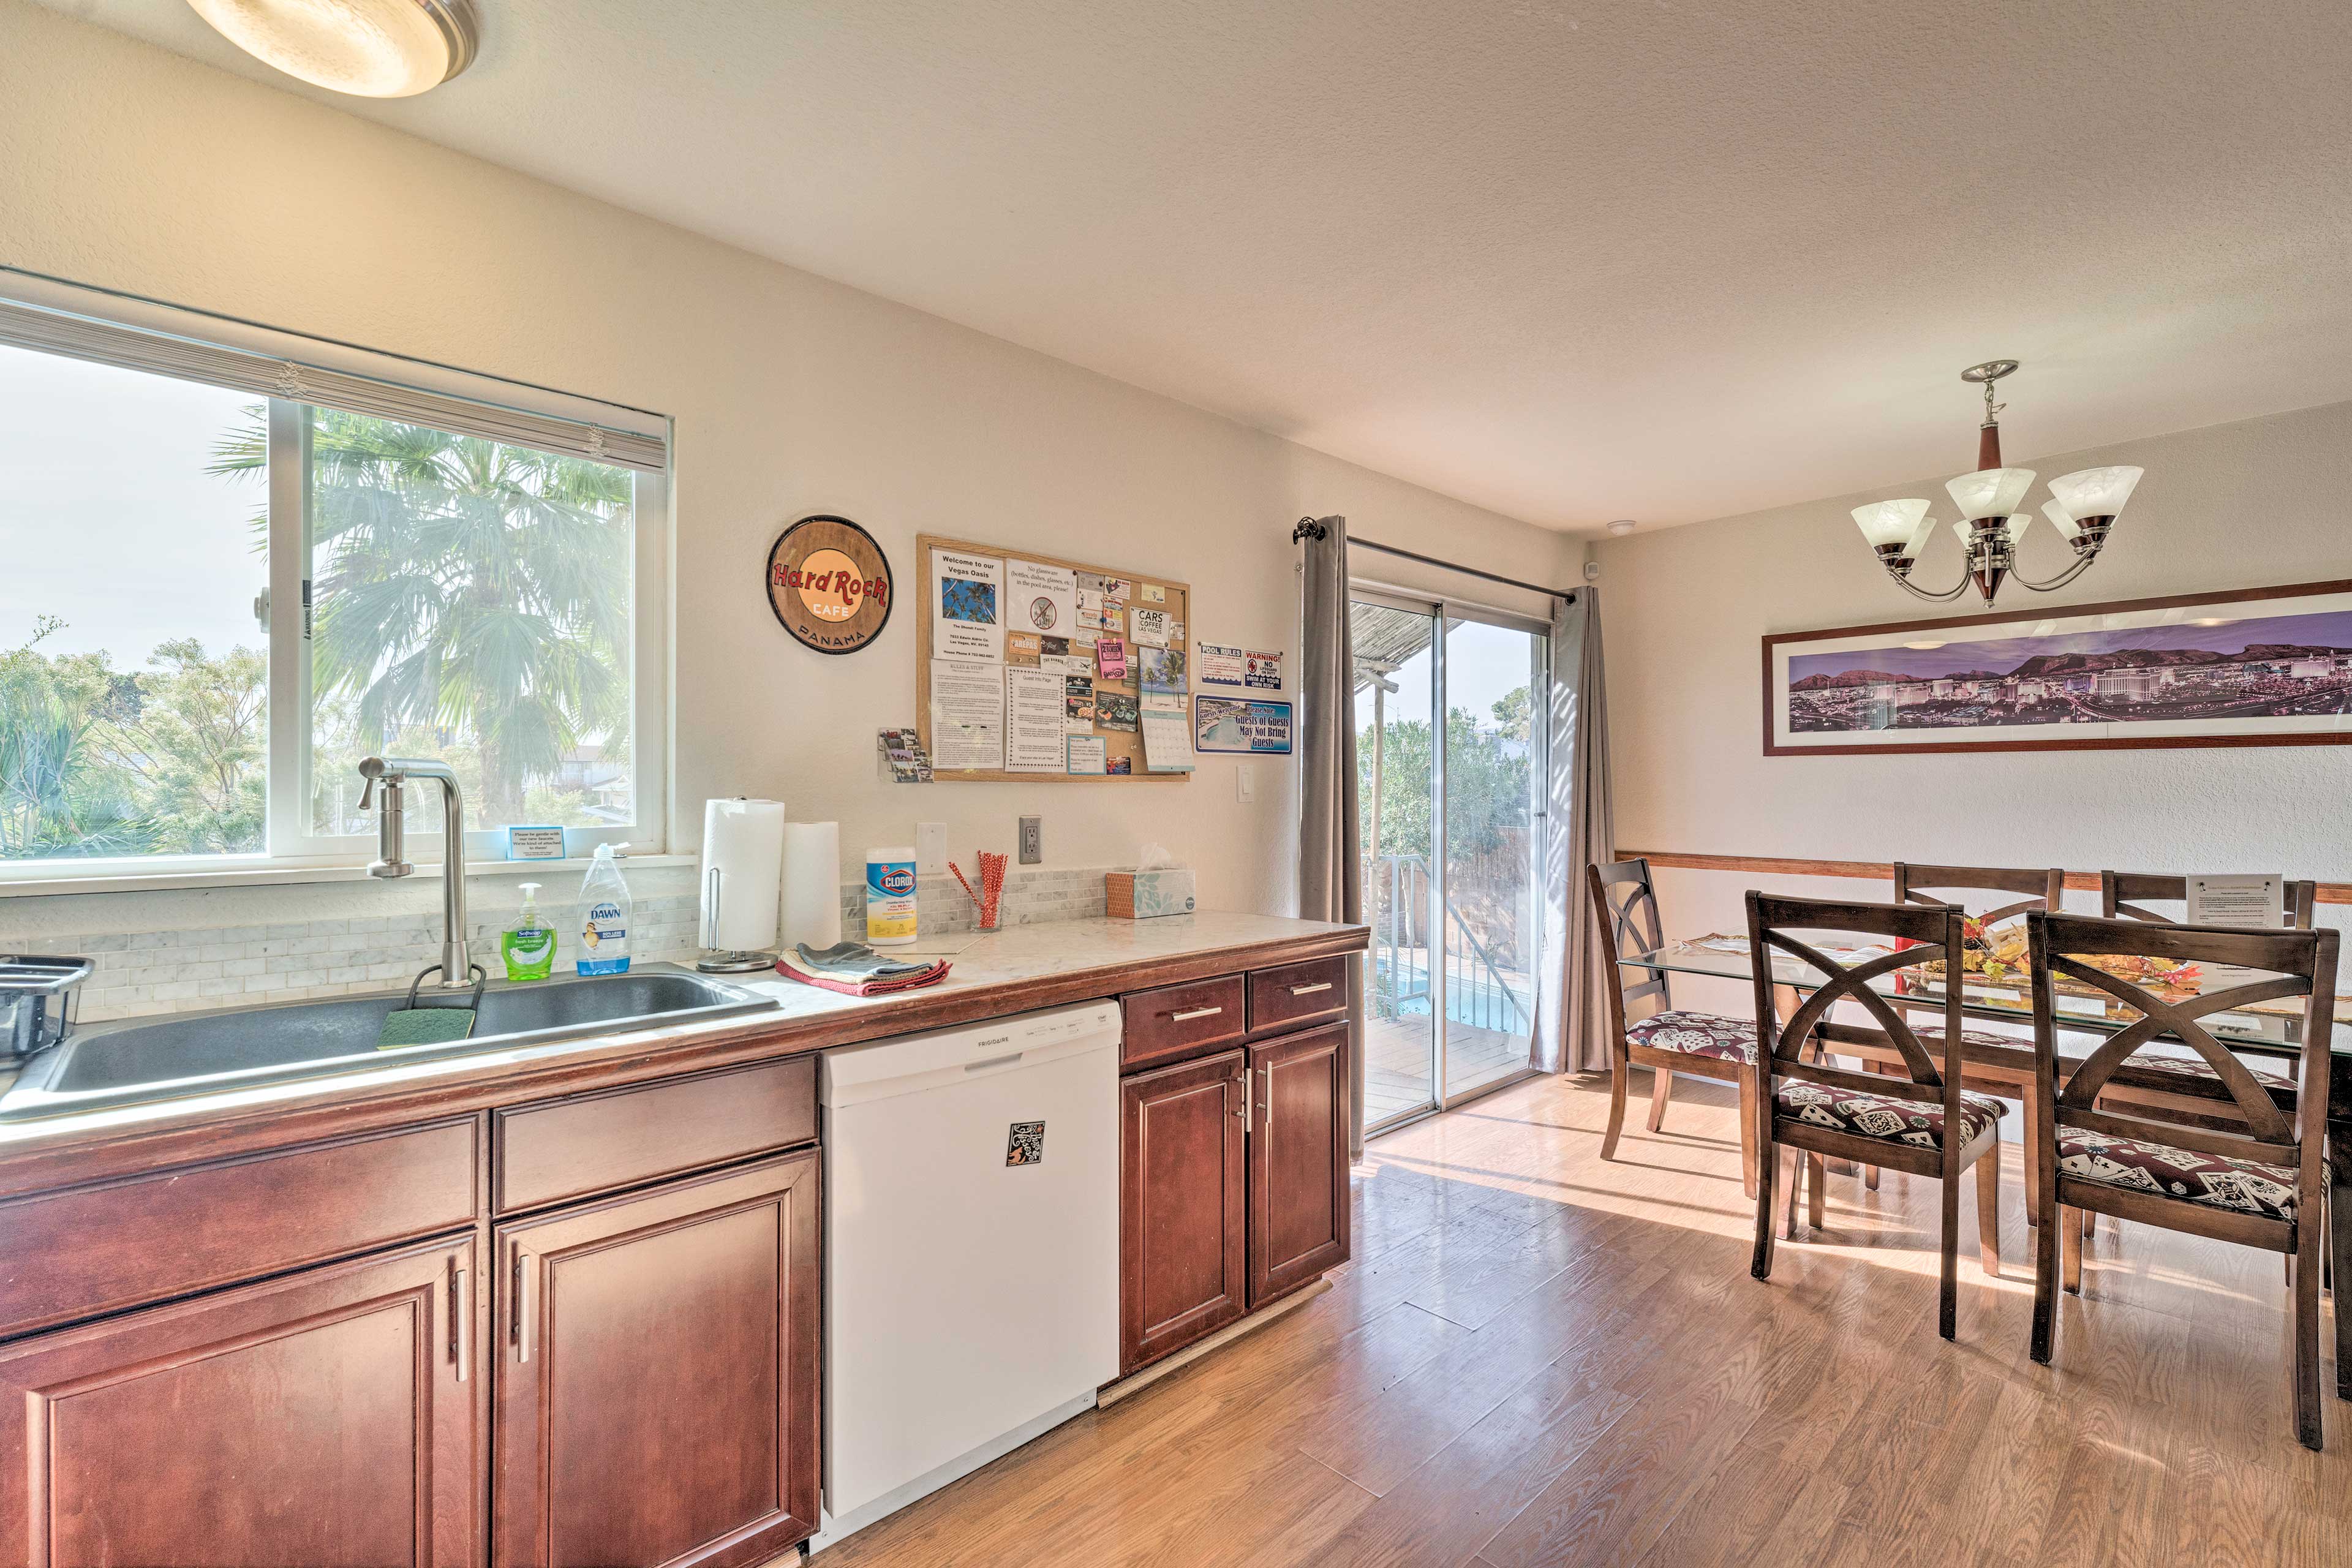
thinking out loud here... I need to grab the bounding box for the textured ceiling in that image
[37,0,2352,533]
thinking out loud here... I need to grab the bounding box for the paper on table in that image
[2184,874,2285,927]
[931,548,1004,663]
[1141,704,1196,772]
[929,660,1004,769]
[1005,667,1069,772]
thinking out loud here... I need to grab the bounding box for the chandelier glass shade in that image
[1849,361,2144,606]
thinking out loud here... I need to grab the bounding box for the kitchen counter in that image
[0,911,1366,1198]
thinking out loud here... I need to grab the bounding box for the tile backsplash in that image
[10,866,1114,1023]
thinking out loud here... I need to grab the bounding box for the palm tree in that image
[214,408,633,826]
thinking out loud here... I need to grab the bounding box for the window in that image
[0,282,666,881]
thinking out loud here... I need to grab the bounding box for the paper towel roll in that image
[779,821,843,952]
[699,798,786,952]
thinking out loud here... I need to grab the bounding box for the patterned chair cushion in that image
[2111,1053,2296,1091]
[1774,1082,2007,1149]
[2056,1129,2299,1221]
[1626,1011,1757,1063]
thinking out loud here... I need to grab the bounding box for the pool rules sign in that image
[768,514,894,655]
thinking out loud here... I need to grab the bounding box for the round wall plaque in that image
[767,514,893,655]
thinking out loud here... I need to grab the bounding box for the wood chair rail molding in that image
[1616,850,2352,908]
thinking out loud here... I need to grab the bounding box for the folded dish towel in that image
[775,941,951,996]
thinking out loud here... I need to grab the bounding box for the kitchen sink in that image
[0,967,782,1118]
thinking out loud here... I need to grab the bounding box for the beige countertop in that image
[0,911,1365,1194]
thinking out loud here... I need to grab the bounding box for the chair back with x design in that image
[1892,861,2065,932]
[1588,859,1671,1025]
[2099,870,2318,931]
[1743,893,1970,1170]
[2026,912,2336,1180]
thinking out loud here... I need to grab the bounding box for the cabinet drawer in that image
[0,1117,480,1340]
[1120,974,1248,1069]
[495,1054,817,1213]
[1248,956,1349,1036]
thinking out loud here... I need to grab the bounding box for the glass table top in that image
[1620,935,2352,1056]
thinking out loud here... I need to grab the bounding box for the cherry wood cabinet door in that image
[1247,1023,1351,1307]
[492,1150,818,1568]
[1120,1049,1248,1373]
[0,1234,480,1568]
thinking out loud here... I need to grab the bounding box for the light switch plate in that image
[1019,815,1042,865]
[1236,764,1256,803]
[916,822,948,874]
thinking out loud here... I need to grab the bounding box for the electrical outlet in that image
[916,822,948,875]
[1018,815,1043,865]
[1236,764,1256,803]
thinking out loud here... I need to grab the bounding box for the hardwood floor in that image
[817,1069,2350,1567]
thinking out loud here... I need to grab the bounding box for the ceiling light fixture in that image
[1606,519,1637,536]
[1851,361,2143,606]
[187,0,480,98]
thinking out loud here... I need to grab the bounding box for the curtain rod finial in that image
[1291,516,1329,544]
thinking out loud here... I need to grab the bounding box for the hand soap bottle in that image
[502,882,556,982]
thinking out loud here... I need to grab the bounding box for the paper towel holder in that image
[696,865,778,973]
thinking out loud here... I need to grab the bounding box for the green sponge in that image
[376,1005,479,1050]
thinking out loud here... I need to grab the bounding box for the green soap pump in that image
[502,882,557,982]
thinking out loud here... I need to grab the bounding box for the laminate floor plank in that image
[815,1068,2349,1568]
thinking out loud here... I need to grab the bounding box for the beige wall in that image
[1594,396,2352,998]
[0,1,1566,933]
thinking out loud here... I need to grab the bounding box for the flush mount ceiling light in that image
[187,0,480,98]
[1850,361,2144,606]
[1606,519,1638,535]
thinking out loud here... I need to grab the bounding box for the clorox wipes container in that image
[865,846,918,946]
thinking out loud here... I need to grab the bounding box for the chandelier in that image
[1851,361,2143,605]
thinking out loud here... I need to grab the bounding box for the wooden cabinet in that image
[492,1150,820,1568]
[1247,1022,1351,1305]
[0,1235,480,1567]
[1120,1049,1249,1373]
[1119,973,1248,1070]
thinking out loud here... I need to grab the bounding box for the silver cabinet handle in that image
[513,1246,533,1363]
[1234,1069,1251,1123]
[450,1264,470,1384]
[1261,1065,1275,1129]
[1287,982,1333,997]
[1169,1006,1224,1022]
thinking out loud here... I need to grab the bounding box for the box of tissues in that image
[1106,848,1196,919]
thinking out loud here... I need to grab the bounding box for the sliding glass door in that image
[1351,590,1548,1133]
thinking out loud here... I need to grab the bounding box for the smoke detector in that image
[1605,519,1637,536]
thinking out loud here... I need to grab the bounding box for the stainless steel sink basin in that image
[0,966,782,1118]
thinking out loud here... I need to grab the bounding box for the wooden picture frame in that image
[915,533,1192,782]
[1762,578,2352,756]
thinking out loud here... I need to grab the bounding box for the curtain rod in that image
[1291,518,1575,603]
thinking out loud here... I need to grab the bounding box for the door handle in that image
[450,1263,470,1384]
[512,1245,533,1363]
[1235,1068,1251,1123]
[1169,1006,1224,1023]
[1287,982,1333,998]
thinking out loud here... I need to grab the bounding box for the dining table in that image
[1618,932,2352,1395]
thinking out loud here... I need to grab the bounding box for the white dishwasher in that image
[812,999,1121,1551]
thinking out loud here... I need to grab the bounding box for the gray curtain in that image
[1295,515,1367,1156]
[1531,583,1615,1074]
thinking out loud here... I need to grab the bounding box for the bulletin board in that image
[914,533,1193,783]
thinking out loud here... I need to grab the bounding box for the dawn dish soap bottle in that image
[502,882,557,982]
[575,844,633,976]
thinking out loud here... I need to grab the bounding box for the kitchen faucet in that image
[359,757,478,992]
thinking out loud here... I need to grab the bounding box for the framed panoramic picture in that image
[1762,578,2352,756]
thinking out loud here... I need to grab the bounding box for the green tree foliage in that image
[212,407,633,826]
[1356,686,1531,864]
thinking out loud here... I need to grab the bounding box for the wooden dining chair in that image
[2094,870,2313,1129]
[1888,862,2079,1221]
[1588,859,1763,1195]
[1746,893,2007,1339]
[2024,911,2339,1450]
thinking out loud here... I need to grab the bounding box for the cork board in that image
[914,533,1192,782]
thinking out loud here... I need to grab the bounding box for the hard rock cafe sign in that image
[766,514,893,655]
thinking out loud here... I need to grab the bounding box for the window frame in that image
[0,271,671,893]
